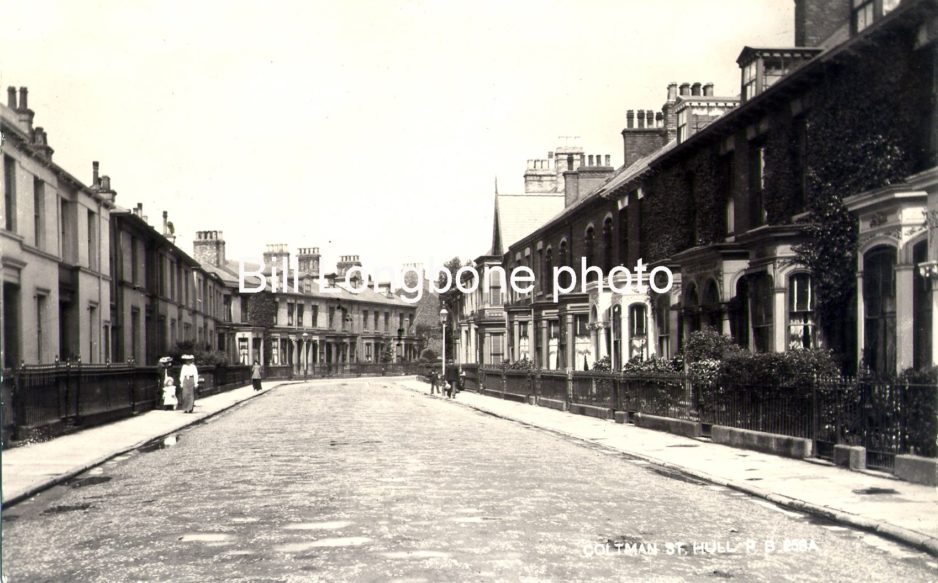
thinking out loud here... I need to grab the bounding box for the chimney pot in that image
[646,110,655,127]
[703,83,714,96]
[605,154,611,166]
[679,83,690,96]
[667,82,678,102]
[6,87,16,109]
[92,161,100,186]
[637,113,645,129]
[691,82,702,96]
[18,87,28,111]
[626,110,635,129]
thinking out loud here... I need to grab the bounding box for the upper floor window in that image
[742,61,758,101]
[749,141,767,228]
[584,226,596,280]
[543,248,553,295]
[853,0,876,33]
[3,155,15,232]
[677,109,689,143]
[602,218,614,272]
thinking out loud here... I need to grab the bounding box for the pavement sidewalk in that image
[392,378,938,557]
[1,380,299,507]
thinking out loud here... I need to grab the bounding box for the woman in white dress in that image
[179,354,199,413]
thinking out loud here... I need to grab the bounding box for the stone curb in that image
[402,382,938,559]
[2,381,299,509]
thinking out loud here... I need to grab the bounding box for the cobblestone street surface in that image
[4,379,938,582]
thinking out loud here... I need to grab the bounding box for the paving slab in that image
[1,381,298,506]
[392,379,938,556]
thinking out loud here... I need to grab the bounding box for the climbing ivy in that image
[795,28,926,351]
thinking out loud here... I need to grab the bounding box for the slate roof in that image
[491,193,565,255]
[202,260,411,306]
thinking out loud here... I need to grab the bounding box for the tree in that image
[380,342,395,364]
[246,291,278,365]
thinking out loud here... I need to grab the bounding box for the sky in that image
[1,0,793,276]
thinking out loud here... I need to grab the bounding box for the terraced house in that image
[194,237,419,374]
[454,0,938,377]
[1,87,114,368]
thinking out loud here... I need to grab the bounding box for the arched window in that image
[544,247,553,296]
[750,273,774,352]
[788,273,815,349]
[685,284,701,334]
[602,217,614,272]
[863,246,897,376]
[913,241,932,369]
[629,303,648,360]
[731,277,750,349]
[702,279,721,330]
[558,240,570,289]
[584,226,596,281]
[656,295,671,358]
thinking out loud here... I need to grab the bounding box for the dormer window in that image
[852,0,900,35]
[677,109,688,142]
[742,61,758,101]
[853,0,875,32]
[737,47,821,103]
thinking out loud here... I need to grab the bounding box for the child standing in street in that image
[162,377,178,411]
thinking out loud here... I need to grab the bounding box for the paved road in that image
[4,379,937,582]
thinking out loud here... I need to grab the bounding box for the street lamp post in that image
[440,307,448,385]
[302,332,309,380]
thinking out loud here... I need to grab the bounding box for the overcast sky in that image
[1,0,792,275]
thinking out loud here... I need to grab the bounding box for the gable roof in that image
[491,193,565,255]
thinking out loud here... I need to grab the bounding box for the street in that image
[3,379,937,582]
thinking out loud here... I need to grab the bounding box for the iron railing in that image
[4,363,251,446]
[460,366,937,471]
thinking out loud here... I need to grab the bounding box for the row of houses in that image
[1,91,419,373]
[448,0,938,378]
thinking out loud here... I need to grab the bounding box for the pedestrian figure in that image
[161,376,178,411]
[430,369,440,395]
[179,354,198,413]
[251,360,263,391]
[445,361,458,399]
[158,355,175,410]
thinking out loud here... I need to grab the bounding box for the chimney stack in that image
[16,87,34,131]
[794,0,851,47]
[297,247,321,275]
[6,87,16,109]
[193,231,227,267]
[623,82,677,168]
[263,244,290,271]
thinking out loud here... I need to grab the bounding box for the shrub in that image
[622,355,682,374]
[592,356,612,372]
[684,330,740,363]
[717,347,839,388]
[507,357,534,371]
[420,348,438,362]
